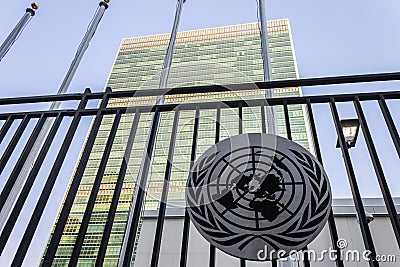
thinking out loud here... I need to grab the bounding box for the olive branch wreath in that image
[264,149,331,250]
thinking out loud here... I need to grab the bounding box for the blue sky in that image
[0,0,400,266]
[1,0,400,96]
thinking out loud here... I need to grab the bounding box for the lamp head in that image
[336,119,360,149]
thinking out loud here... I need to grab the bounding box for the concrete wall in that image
[134,199,400,266]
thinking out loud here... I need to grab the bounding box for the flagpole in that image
[0,1,110,233]
[118,1,186,266]
[0,3,39,62]
[57,0,109,97]
[258,0,278,134]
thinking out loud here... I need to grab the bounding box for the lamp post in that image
[257,0,278,134]
[0,3,39,62]
[118,1,186,266]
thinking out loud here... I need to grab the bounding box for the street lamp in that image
[336,119,360,148]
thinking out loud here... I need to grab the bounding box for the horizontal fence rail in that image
[0,73,399,266]
[1,71,400,106]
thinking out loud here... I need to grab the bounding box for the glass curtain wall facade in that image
[43,19,312,266]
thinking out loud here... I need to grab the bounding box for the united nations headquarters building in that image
[0,1,399,267]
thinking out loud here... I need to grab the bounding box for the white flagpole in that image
[0,3,39,62]
[57,1,109,97]
[118,1,186,266]
[258,0,278,134]
[0,1,110,232]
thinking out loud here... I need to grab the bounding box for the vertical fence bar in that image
[305,100,323,174]
[0,114,46,213]
[69,110,122,267]
[94,109,141,267]
[0,115,30,174]
[10,90,92,267]
[180,107,200,267]
[209,104,221,267]
[0,117,14,144]
[283,101,292,140]
[0,113,63,254]
[39,89,107,266]
[329,97,378,267]
[239,103,243,135]
[180,210,191,267]
[0,114,48,233]
[303,246,311,267]
[354,97,400,248]
[238,103,245,266]
[261,102,267,134]
[150,108,180,267]
[306,99,344,267]
[283,101,310,267]
[262,100,272,267]
[209,245,216,267]
[119,108,161,267]
[215,104,221,143]
[378,95,400,158]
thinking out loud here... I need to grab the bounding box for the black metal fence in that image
[0,72,400,267]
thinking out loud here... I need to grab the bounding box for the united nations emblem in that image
[186,133,332,260]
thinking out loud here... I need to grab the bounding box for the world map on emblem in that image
[186,133,332,261]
